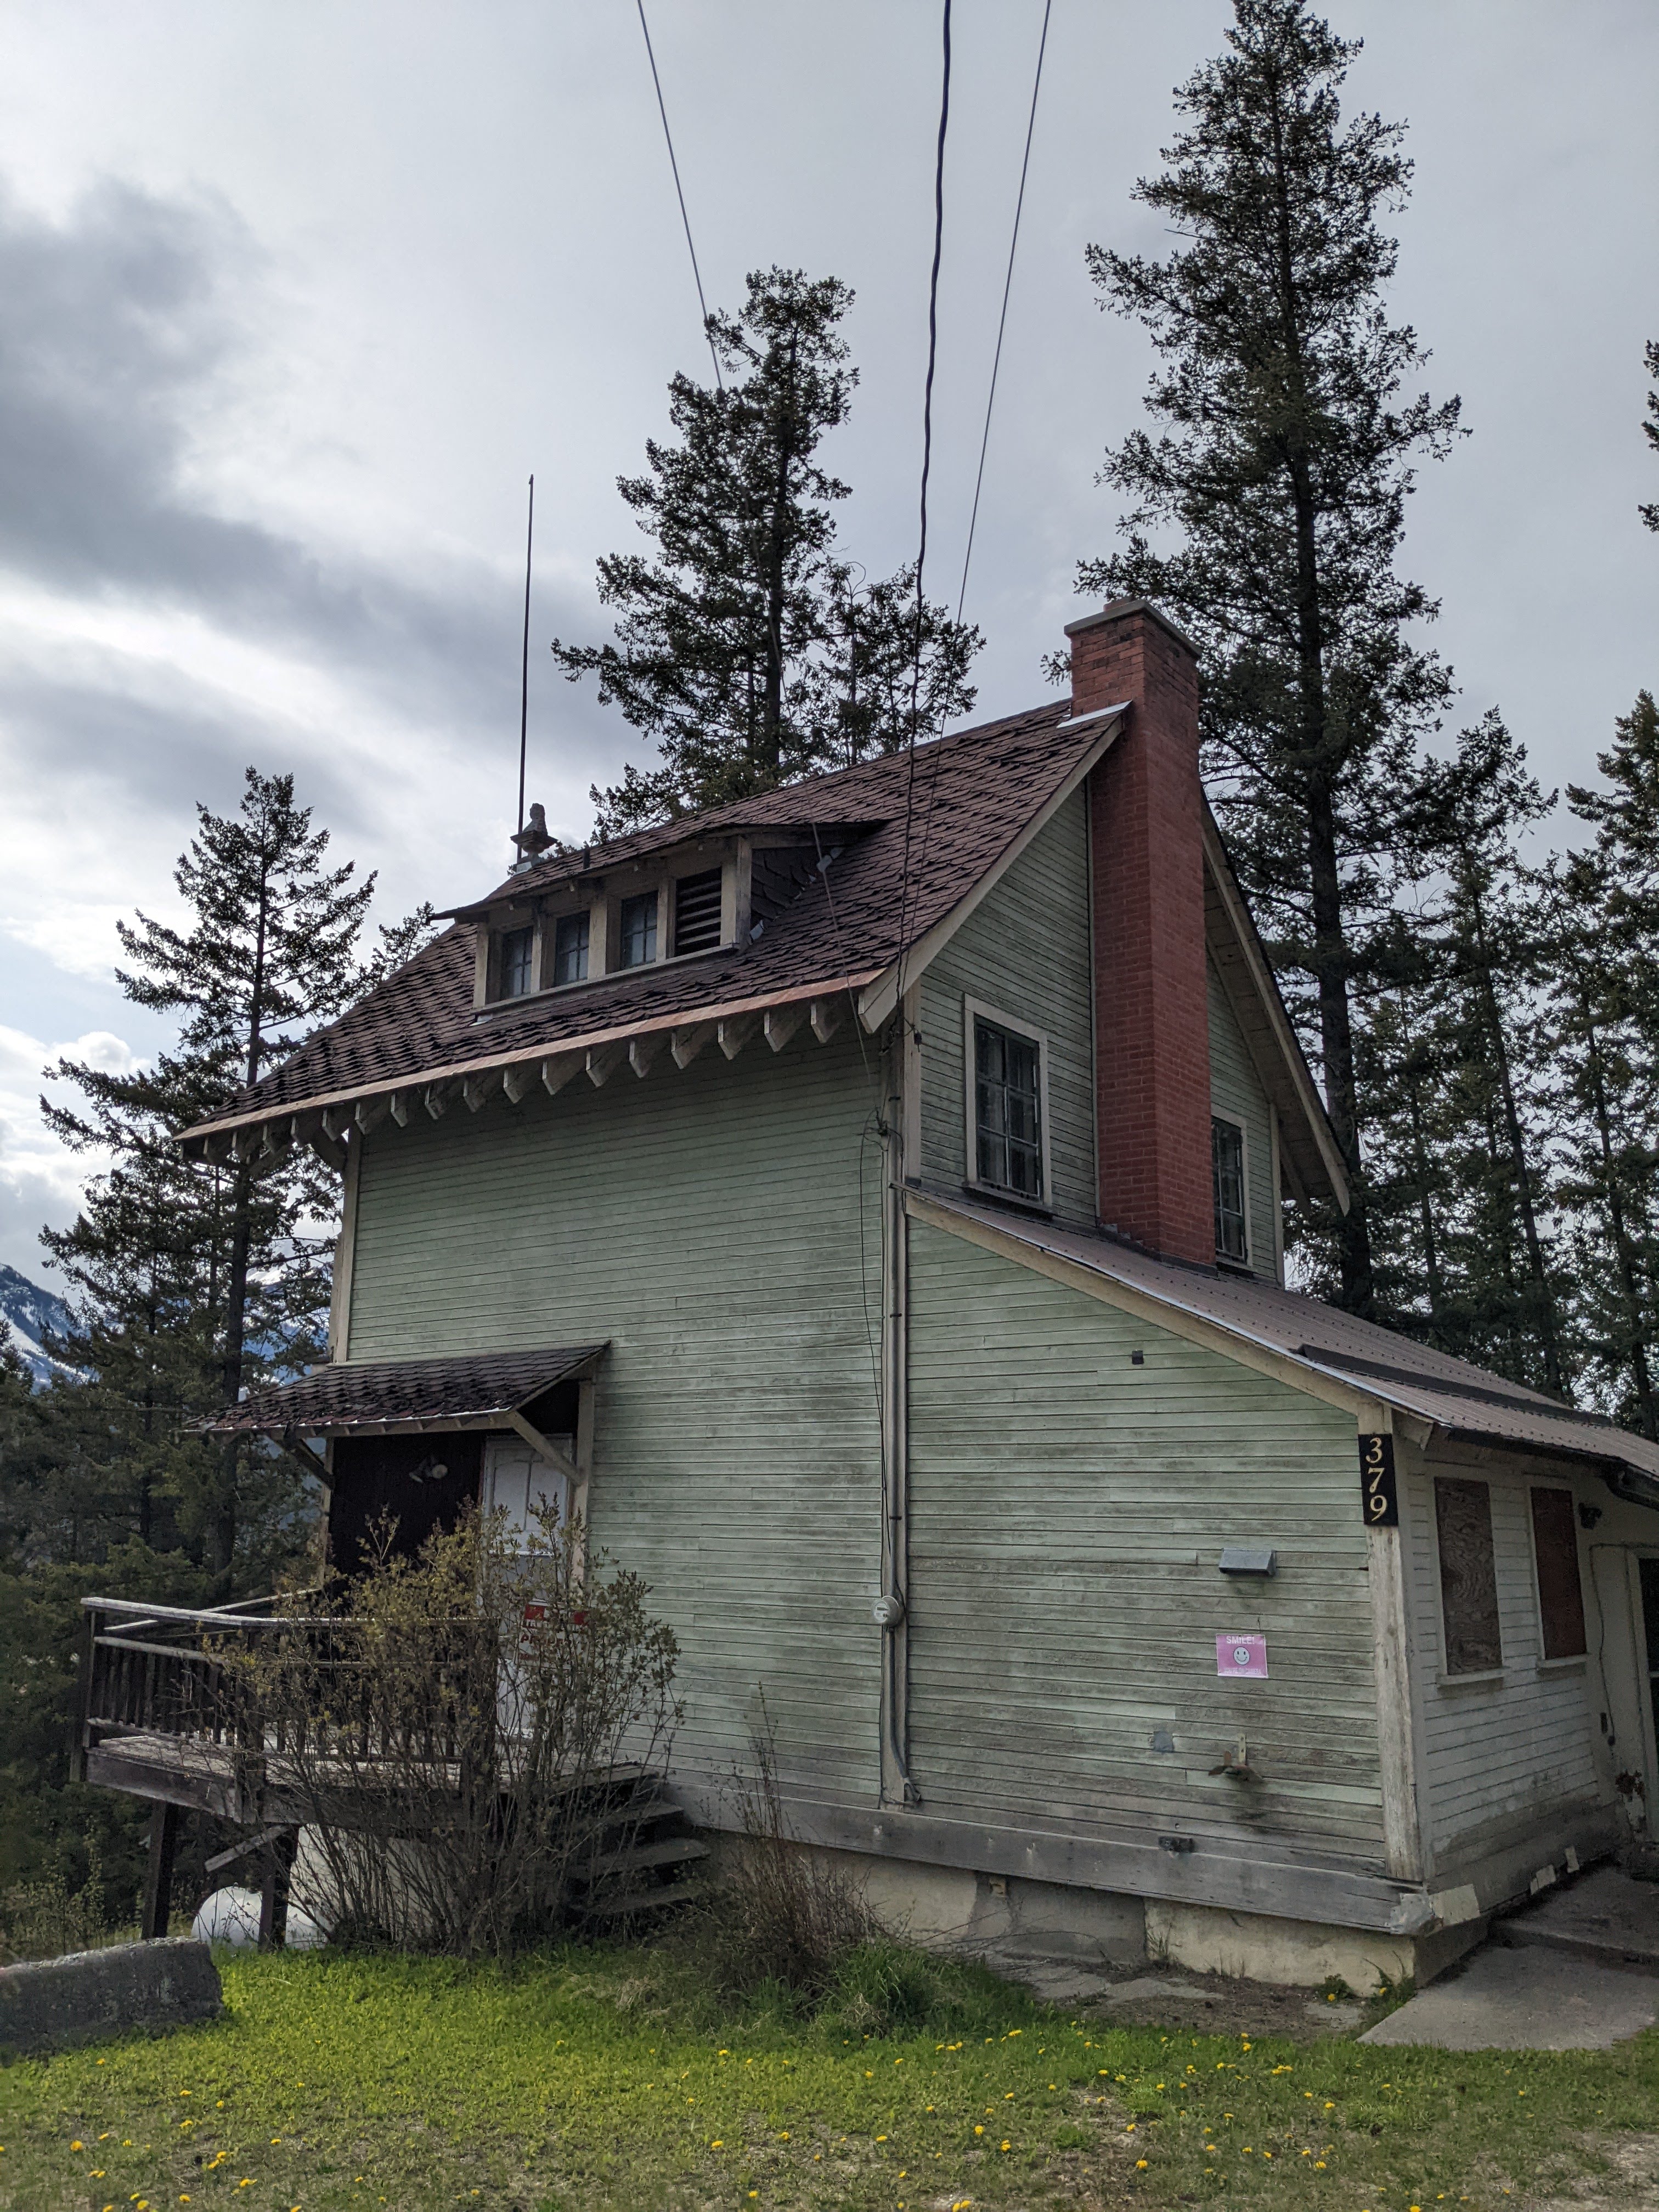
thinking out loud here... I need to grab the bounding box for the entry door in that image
[480,1434,571,1547]
[1640,1559,1659,1802]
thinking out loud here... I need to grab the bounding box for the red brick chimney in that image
[1068,599,1213,1266]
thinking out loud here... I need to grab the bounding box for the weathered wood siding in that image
[1402,1446,1605,1869]
[346,1027,883,1797]
[1207,957,1278,1273]
[918,792,1097,1222]
[906,1220,1387,1864]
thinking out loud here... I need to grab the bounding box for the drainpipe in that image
[878,989,920,1806]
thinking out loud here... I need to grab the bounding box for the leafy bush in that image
[223,1504,680,1957]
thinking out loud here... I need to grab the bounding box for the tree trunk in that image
[1463,866,1565,1396]
[1266,64,1374,1313]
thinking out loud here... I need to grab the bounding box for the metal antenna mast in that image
[516,473,535,839]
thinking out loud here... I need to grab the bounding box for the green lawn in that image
[1,1942,1655,2211]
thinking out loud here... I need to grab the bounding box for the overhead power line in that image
[897,0,953,974]
[635,0,724,391]
[956,0,1052,624]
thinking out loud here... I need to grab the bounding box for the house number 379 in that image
[1358,1432,1398,1527]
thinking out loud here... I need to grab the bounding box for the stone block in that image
[0,1938,222,2057]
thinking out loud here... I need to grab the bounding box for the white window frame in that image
[962,995,1052,1210]
[1211,1111,1252,1271]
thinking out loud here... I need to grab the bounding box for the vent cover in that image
[674,868,723,956]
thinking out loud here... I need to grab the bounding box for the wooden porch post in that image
[141,1800,179,1940]
[258,1828,299,1949]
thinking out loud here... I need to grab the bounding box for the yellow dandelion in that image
[72,2141,84,2151]
[1135,2158,1148,2170]
[1000,2140,1011,2152]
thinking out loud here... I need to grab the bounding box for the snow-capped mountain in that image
[0,1264,74,1387]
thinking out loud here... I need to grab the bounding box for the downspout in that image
[878,989,920,1805]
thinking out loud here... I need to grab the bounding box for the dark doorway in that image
[1641,1558,1659,1759]
[327,1434,484,1577]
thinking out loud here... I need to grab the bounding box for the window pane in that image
[498,926,534,998]
[973,1017,1042,1198]
[553,911,589,985]
[619,892,658,968]
[1530,1487,1587,1659]
[1212,1118,1248,1261]
[1435,1477,1503,1674]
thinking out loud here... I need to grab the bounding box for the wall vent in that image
[674,868,724,955]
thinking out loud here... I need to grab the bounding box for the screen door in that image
[480,1434,572,1545]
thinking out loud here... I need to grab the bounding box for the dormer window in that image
[553,911,589,985]
[498,925,534,999]
[673,868,724,956]
[618,891,658,968]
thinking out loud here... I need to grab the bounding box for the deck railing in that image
[75,1595,493,1776]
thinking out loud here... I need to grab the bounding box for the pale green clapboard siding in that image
[1207,956,1278,1274]
[918,792,1097,1222]
[346,1027,884,1798]
[1404,1463,1602,1861]
[907,1220,1387,1865]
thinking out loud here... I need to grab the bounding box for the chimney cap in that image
[1064,597,1201,659]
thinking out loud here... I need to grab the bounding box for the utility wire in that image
[897,0,953,980]
[956,0,1051,624]
[636,0,724,392]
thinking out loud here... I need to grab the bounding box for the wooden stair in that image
[568,1770,708,1928]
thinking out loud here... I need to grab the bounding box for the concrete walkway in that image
[1363,1865,1659,2051]
[1361,1940,1659,2050]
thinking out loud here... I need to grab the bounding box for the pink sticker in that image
[1217,1632,1268,1679]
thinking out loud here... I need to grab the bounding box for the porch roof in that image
[200,1344,606,1438]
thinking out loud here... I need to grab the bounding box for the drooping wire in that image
[956,0,1051,624]
[635,0,724,392]
[896,0,953,988]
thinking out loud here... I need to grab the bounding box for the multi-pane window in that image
[618,892,658,968]
[673,868,724,955]
[1530,1487,1587,1658]
[498,925,534,999]
[552,910,589,986]
[1435,1477,1503,1674]
[1212,1116,1248,1263]
[974,1018,1043,1198]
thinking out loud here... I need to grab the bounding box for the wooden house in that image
[100,597,1659,1985]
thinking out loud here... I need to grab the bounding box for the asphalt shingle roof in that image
[195,698,1107,1131]
[200,1344,605,1435]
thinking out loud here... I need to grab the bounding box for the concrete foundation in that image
[0,1938,221,2056]
[765,1836,1480,1993]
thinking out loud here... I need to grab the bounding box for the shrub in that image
[219,1505,680,1957]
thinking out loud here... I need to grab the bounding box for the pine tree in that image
[1641,340,1659,534]
[43,769,378,1576]
[1077,0,1462,1313]
[554,267,980,836]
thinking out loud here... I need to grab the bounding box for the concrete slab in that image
[1502,1864,1659,1971]
[1360,1942,1659,2050]
[0,1938,221,2056]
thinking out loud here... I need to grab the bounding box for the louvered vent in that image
[673,868,724,955]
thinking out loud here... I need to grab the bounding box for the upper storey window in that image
[553,911,589,986]
[971,1009,1045,1201]
[674,868,723,956]
[619,891,658,968]
[498,925,534,1000]
[1212,1116,1248,1264]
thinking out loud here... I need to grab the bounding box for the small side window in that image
[1212,1117,1248,1264]
[618,892,658,968]
[1435,1477,1503,1674]
[552,910,589,986]
[498,925,534,1000]
[1530,1487,1587,1658]
[973,1017,1043,1199]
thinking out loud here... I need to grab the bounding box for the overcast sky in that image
[0,0,1654,1285]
